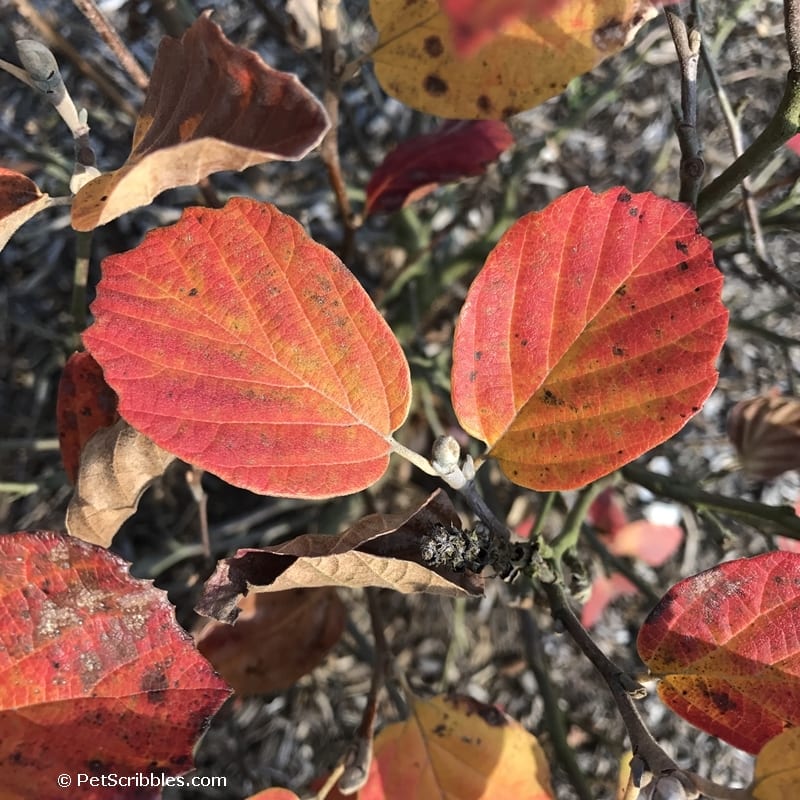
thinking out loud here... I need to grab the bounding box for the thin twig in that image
[317,0,357,261]
[540,579,676,777]
[71,0,149,91]
[70,230,92,343]
[549,479,612,562]
[665,7,704,205]
[621,463,800,536]
[696,0,800,298]
[337,588,387,795]
[519,609,593,800]
[697,68,800,216]
[786,0,800,72]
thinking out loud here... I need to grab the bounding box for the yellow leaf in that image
[370,0,653,119]
[753,728,800,799]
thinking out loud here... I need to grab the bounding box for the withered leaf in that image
[197,490,484,623]
[66,418,176,547]
[71,13,330,230]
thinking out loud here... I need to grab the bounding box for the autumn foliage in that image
[3,3,800,800]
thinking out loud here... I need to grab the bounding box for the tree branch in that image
[317,0,357,261]
[665,7,704,206]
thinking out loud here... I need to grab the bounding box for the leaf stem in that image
[387,437,437,476]
[71,230,92,345]
[550,479,611,562]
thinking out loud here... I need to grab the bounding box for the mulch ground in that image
[3,1,799,797]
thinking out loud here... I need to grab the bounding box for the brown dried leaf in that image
[66,418,176,547]
[0,168,63,250]
[727,394,800,479]
[195,588,345,694]
[71,13,329,230]
[197,490,484,623]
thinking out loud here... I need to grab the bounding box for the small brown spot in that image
[612,345,625,356]
[543,389,564,406]
[475,351,483,360]
[709,691,737,713]
[433,723,447,736]
[628,206,638,217]
[617,191,632,203]
[476,94,493,114]
[679,262,689,271]
[468,370,477,383]
[615,284,627,296]
[675,240,689,254]
[141,666,169,704]
[424,74,448,96]
[593,17,627,51]
[423,35,444,57]
[188,287,198,296]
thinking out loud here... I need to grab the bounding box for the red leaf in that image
[786,133,800,156]
[451,187,728,490]
[56,352,120,483]
[441,0,567,56]
[0,531,230,799]
[84,198,411,498]
[637,552,800,754]
[365,120,513,216]
[581,573,638,629]
[587,487,628,535]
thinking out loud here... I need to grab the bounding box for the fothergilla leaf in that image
[451,186,728,491]
[84,198,411,499]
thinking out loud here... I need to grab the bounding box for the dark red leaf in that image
[0,531,230,799]
[365,120,513,215]
[56,352,119,483]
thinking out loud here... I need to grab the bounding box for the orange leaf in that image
[365,120,513,215]
[195,588,346,694]
[71,13,329,230]
[0,532,230,800]
[441,0,567,56]
[364,693,555,799]
[245,790,303,800]
[637,552,800,754]
[84,198,411,499]
[452,187,728,490]
[56,351,119,483]
[197,491,483,623]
